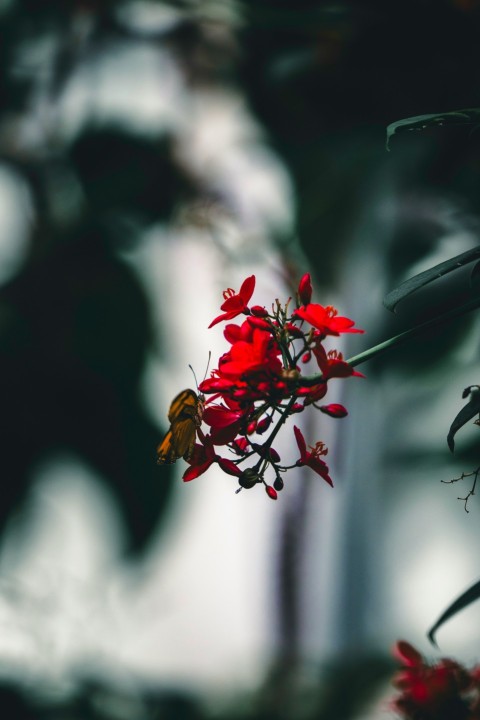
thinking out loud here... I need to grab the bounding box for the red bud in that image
[217,458,242,476]
[247,316,271,331]
[250,305,269,317]
[265,485,277,500]
[256,416,273,434]
[298,273,313,305]
[320,403,348,418]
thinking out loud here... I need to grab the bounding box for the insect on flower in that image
[156,388,205,464]
[156,358,210,464]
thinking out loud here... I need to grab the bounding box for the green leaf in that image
[383,246,480,313]
[428,579,480,646]
[386,108,480,150]
[447,386,480,452]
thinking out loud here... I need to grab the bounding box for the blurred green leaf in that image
[383,246,480,313]
[428,578,480,646]
[386,108,480,150]
[447,386,480,453]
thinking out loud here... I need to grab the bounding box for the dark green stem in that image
[347,295,480,367]
[299,295,480,385]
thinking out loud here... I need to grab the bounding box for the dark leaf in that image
[471,260,480,295]
[386,108,480,151]
[447,387,480,452]
[428,579,480,646]
[462,384,480,400]
[383,246,480,313]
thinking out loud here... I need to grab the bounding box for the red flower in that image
[391,641,474,720]
[293,425,333,486]
[203,402,247,444]
[183,434,216,481]
[224,319,254,344]
[208,275,256,328]
[219,329,282,378]
[297,273,313,305]
[313,344,364,380]
[293,303,363,336]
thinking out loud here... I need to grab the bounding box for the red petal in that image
[203,405,244,428]
[217,457,242,476]
[239,275,256,303]
[393,641,424,668]
[293,425,307,459]
[183,460,213,481]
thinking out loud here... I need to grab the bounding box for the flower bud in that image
[301,351,311,363]
[291,402,304,413]
[269,448,281,462]
[233,437,249,453]
[256,416,273,434]
[285,323,305,339]
[217,458,242,476]
[297,273,313,305]
[247,420,257,434]
[250,305,269,317]
[247,316,271,331]
[320,403,348,418]
[252,443,281,462]
[239,468,261,489]
[273,477,284,491]
[265,484,278,500]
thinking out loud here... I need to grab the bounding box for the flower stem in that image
[346,295,480,368]
[298,295,480,387]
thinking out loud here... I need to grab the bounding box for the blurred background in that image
[1,0,480,718]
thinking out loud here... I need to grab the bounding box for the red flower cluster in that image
[184,273,364,499]
[392,641,480,720]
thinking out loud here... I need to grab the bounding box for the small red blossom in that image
[208,275,256,328]
[203,402,246,444]
[313,344,364,380]
[293,425,333,486]
[391,641,478,720]
[183,435,217,481]
[219,329,282,378]
[293,303,363,336]
[297,272,313,305]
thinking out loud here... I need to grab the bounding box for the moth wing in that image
[157,389,201,464]
[156,429,178,464]
[168,389,198,423]
[172,418,197,461]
